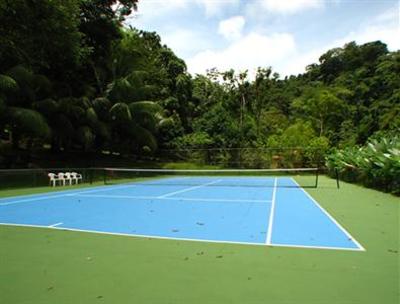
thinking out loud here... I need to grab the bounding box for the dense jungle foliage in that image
[0,1,399,192]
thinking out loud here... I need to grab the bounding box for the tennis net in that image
[102,167,319,188]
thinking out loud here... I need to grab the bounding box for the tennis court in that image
[0,168,364,251]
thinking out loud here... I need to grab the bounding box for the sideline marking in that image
[157,180,222,198]
[0,194,70,206]
[0,223,364,251]
[265,178,277,245]
[0,185,134,206]
[49,222,63,227]
[290,178,365,251]
[0,184,126,202]
[0,177,189,204]
[66,184,137,196]
[74,194,271,204]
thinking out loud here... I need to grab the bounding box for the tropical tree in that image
[0,0,87,82]
[292,84,351,141]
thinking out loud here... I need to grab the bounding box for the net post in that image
[89,168,93,185]
[315,167,319,188]
[33,170,38,187]
[335,168,340,189]
[103,168,106,185]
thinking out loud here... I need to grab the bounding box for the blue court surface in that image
[0,177,364,251]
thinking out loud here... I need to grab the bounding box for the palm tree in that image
[0,67,51,149]
[104,32,166,154]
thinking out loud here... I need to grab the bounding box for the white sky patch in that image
[218,16,246,40]
[133,0,239,18]
[339,24,400,51]
[374,7,399,23]
[259,0,324,14]
[337,8,400,51]
[279,7,400,76]
[130,1,399,78]
[278,48,321,77]
[162,29,211,58]
[126,0,189,24]
[188,32,296,77]
[138,0,187,14]
[196,0,240,17]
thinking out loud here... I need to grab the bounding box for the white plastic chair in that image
[48,173,59,187]
[57,172,66,186]
[71,172,83,184]
[64,172,73,186]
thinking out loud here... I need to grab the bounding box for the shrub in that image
[326,135,400,194]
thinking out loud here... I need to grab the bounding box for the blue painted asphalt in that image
[0,177,363,250]
[272,178,360,249]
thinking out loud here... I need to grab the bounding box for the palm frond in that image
[6,65,33,86]
[93,121,111,142]
[106,78,133,103]
[109,102,132,122]
[126,122,158,152]
[32,74,52,98]
[0,74,19,94]
[129,101,162,114]
[76,126,95,150]
[92,97,111,120]
[32,99,58,117]
[86,107,99,127]
[8,107,50,138]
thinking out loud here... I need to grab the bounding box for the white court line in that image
[0,190,72,202]
[0,193,71,206]
[0,177,190,205]
[265,178,278,245]
[157,180,222,198]
[73,193,271,204]
[49,222,63,227]
[0,223,264,246]
[290,178,366,251]
[66,184,138,196]
[0,223,365,251]
[270,242,364,252]
[0,179,227,206]
[0,183,125,202]
[65,176,195,196]
[67,184,145,196]
[0,184,135,206]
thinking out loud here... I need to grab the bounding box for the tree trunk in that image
[319,114,324,136]
[91,61,103,94]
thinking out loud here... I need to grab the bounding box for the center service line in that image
[265,178,278,245]
[157,180,222,198]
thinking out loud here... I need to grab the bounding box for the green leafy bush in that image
[326,135,400,194]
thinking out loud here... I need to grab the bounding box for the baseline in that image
[270,242,364,252]
[0,222,364,251]
[0,222,265,246]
